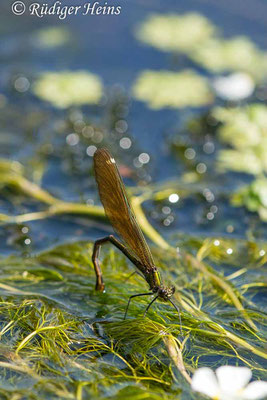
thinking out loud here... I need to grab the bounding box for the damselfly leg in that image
[92,234,140,291]
[124,292,154,320]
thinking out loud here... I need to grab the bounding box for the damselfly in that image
[92,148,181,321]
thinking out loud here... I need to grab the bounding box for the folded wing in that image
[93,148,155,271]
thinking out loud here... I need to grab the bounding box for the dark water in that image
[0,0,266,255]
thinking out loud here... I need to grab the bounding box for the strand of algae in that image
[15,323,73,354]
[0,161,265,361]
[0,360,40,380]
[0,163,105,223]
[186,254,257,331]
[105,318,191,385]
[131,194,258,332]
[129,195,267,361]
[163,335,191,384]
[2,302,173,396]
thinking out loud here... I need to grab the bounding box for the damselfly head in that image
[156,285,175,301]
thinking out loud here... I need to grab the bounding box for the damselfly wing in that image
[93,148,155,272]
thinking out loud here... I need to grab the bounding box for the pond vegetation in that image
[0,7,266,400]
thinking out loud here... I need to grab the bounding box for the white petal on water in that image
[242,381,267,400]
[216,366,252,395]
[213,73,255,101]
[191,367,219,398]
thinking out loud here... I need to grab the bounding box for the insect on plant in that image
[92,148,181,323]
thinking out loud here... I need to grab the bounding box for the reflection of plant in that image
[136,13,216,53]
[214,104,267,175]
[132,70,213,109]
[33,71,103,108]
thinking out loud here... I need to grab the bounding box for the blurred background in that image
[0,0,267,254]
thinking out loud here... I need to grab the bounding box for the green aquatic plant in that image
[0,158,263,330]
[135,13,216,53]
[192,37,267,81]
[232,177,267,222]
[168,102,267,223]
[34,26,71,48]
[213,104,267,150]
[32,70,103,109]
[0,158,105,223]
[135,13,267,82]
[0,157,267,398]
[213,104,267,175]
[132,70,213,109]
[0,235,266,399]
[218,149,266,176]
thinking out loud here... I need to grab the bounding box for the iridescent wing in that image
[93,148,155,270]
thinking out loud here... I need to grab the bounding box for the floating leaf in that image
[192,37,267,81]
[135,13,216,53]
[33,70,103,109]
[34,27,71,49]
[135,14,267,82]
[132,70,213,109]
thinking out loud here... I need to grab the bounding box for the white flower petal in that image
[216,366,252,395]
[191,367,219,398]
[242,381,267,400]
[213,73,255,101]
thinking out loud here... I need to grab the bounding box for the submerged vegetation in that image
[0,154,266,398]
[0,234,266,398]
[0,5,266,400]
